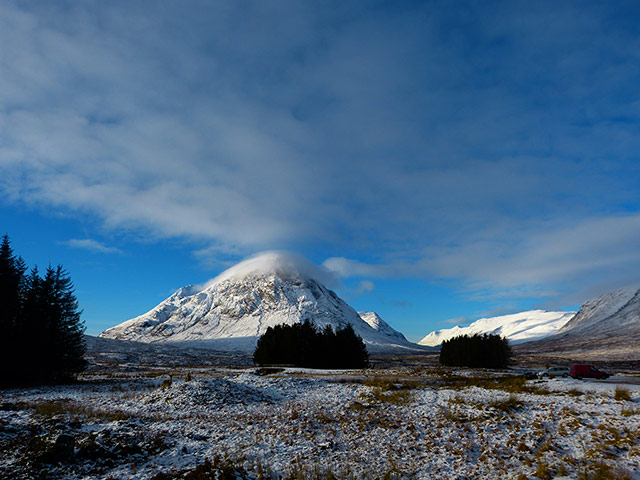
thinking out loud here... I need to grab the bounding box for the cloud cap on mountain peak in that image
[203,251,339,289]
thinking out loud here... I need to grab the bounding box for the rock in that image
[76,441,113,461]
[52,434,75,462]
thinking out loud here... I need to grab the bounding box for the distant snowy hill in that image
[100,252,422,352]
[418,310,575,347]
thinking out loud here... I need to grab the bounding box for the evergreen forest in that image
[0,235,86,387]
[439,333,511,369]
[253,320,369,369]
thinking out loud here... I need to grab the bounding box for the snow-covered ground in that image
[1,367,639,479]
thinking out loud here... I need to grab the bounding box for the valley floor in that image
[1,365,640,479]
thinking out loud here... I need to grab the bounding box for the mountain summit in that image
[100,252,419,352]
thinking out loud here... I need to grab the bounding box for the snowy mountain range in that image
[418,310,575,347]
[100,252,422,352]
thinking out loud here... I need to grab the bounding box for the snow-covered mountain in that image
[358,312,408,342]
[556,287,638,336]
[418,310,575,347]
[100,252,421,352]
[519,287,640,360]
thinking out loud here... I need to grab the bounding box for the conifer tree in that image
[42,266,87,381]
[0,235,86,386]
[18,266,45,381]
[335,323,369,368]
[20,266,87,383]
[0,235,26,385]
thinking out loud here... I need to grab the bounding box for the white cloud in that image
[444,316,471,326]
[322,257,390,278]
[355,280,375,294]
[197,250,340,290]
[323,213,640,305]
[65,239,122,255]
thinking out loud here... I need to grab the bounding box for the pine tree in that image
[21,266,87,383]
[335,324,369,369]
[0,235,27,385]
[1,235,86,386]
[19,266,49,382]
[47,266,87,380]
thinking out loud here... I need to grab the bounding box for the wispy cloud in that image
[444,316,470,326]
[355,280,375,295]
[324,213,640,305]
[64,239,122,255]
[391,300,411,308]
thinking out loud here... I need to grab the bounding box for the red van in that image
[570,364,609,380]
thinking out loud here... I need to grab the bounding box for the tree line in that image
[253,320,369,369]
[0,235,86,387]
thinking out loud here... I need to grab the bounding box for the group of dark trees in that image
[0,235,86,387]
[253,320,369,369]
[439,333,511,369]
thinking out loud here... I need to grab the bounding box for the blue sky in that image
[1,1,640,341]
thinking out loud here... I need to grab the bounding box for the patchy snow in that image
[419,310,575,346]
[2,368,640,479]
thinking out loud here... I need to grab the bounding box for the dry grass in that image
[577,460,633,480]
[19,399,133,422]
[621,407,639,417]
[152,454,414,480]
[614,387,631,401]
[534,461,552,480]
[437,375,549,395]
[364,376,423,391]
[366,387,413,406]
[255,367,286,376]
[361,376,417,406]
[489,395,524,414]
[441,407,471,424]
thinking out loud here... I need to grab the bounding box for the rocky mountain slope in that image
[418,310,575,347]
[100,252,421,352]
[556,287,638,336]
[519,287,640,360]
